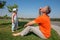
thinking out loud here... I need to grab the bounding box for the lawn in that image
[0,19,60,40]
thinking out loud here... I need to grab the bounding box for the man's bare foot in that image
[12,33,20,36]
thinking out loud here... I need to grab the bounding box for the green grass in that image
[0,19,60,40]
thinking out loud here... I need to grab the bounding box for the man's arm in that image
[24,20,36,27]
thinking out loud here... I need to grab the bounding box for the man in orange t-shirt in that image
[13,6,51,39]
[34,13,51,38]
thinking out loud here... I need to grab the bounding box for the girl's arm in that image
[12,13,14,23]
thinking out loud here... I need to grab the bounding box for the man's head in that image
[39,6,51,14]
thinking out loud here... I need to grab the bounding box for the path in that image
[51,21,60,35]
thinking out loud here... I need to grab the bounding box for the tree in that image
[7,4,18,12]
[3,14,8,19]
[4,14,8,17]
[0,1,6,8]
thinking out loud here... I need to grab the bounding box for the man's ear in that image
[46,9,49,13]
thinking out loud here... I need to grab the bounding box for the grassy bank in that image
[0,19,60,40]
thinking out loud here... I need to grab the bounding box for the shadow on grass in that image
[0,21,28,28]
[0,23,11,25]
[18,21,28,28]
[25,32,41,38]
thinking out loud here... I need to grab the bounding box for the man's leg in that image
[13,26,47,39]
[13,26,31,36]
[30,26,47,39]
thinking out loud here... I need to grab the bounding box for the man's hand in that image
[24,21,36,27]
[24,24,28,27]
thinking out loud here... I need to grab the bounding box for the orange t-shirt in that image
[34,14,51,38]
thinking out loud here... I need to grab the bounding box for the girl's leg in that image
[12,23,15,32]
[30,26,47,39]
[15,21,18,30]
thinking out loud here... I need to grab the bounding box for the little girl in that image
[12,8,18,32]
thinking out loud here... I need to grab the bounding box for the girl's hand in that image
[12,20,14,23]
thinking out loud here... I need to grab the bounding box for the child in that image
[13,6,51,39]
[12,8,18,32]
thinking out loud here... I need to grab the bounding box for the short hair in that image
[39,6,51,15]
[46,6,51,14]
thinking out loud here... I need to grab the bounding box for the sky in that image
[0,0,60,18]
